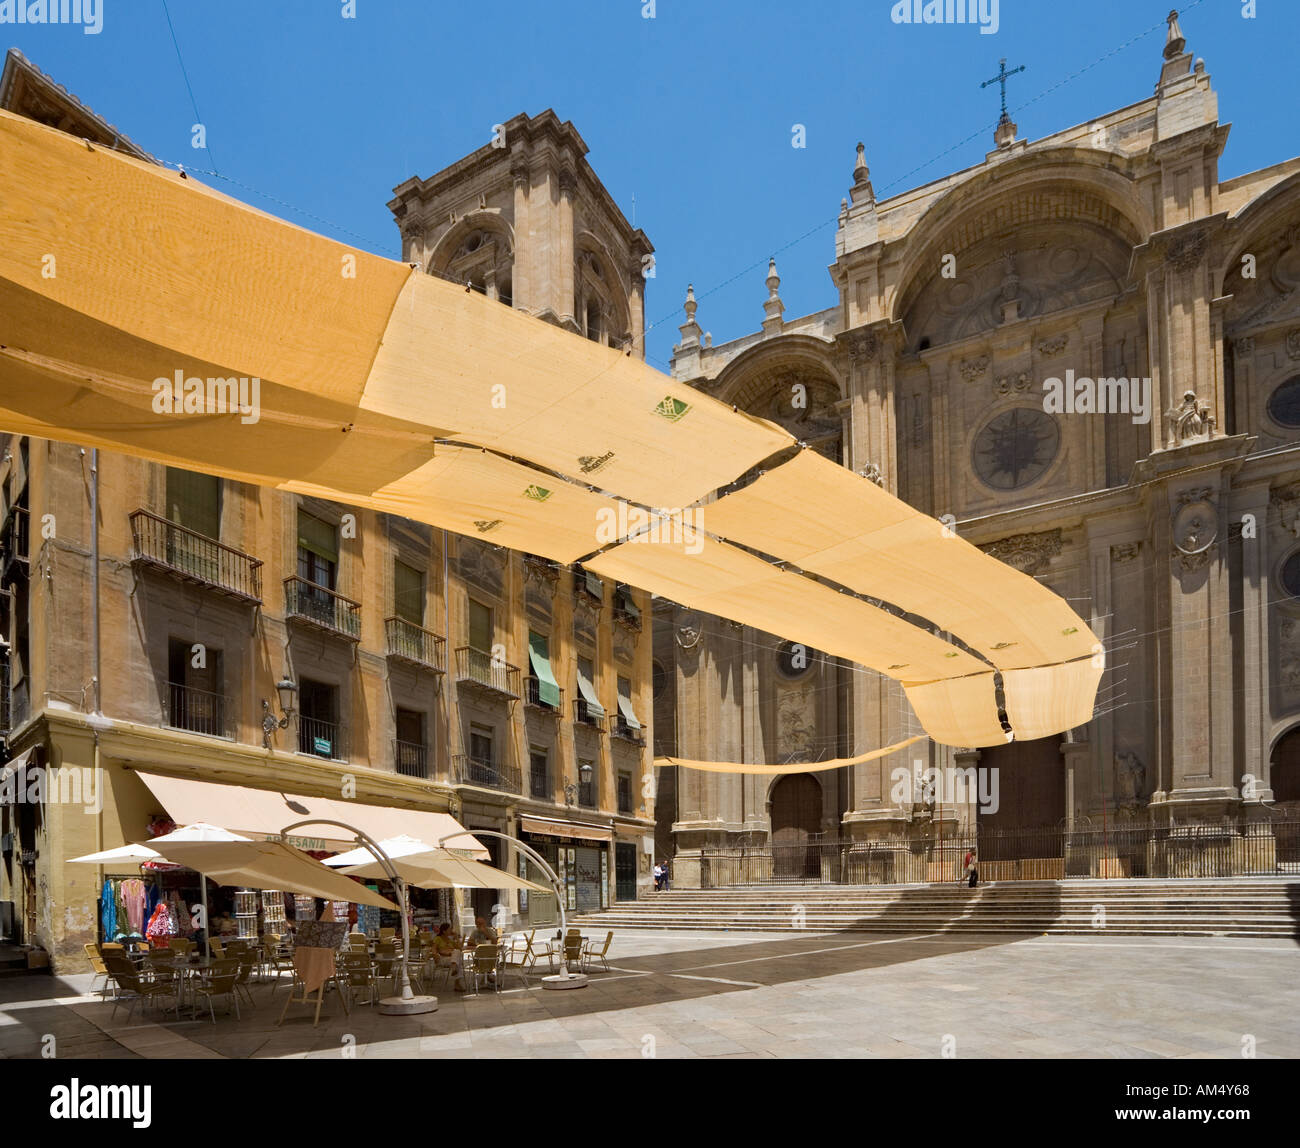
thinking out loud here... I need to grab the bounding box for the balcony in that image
[525,677,563,714]
[613,587,641,631]
[454,646,520,699]
[0,506,29,581]
[394,738,429,779]
[385,617,446,673]
[573,698,605,729]
[297,714,347,761]
[610,714,645,746]
[129,509,262,603]
[284,576,360,641]
[573,565,603,605]
[451,753,520,793]
[163,681,235,739]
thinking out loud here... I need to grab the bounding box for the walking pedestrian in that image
[653,862,663,891]
[966,848,979,888]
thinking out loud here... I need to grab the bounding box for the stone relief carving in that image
[1236,336,1255,355]
[1165,230,1208,272]
[959,354,990,381]
[1037,333,1070,357]
[1288,329,1300,361]
[846,332,878,362]
[979,528,1064,575]
[675,611,705,653]
[1280,618,1300,694]
[1110,542,1141,563]
[1172,490,1218,574]
[1113,751,1147,813]
[993,372,1032,398]
[1271,482,1300,538]
[906,239,1124,347]
[776,683,817,764]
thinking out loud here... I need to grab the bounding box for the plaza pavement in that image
[1,929,1297,1059]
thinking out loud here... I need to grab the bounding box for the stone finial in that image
[676,283,701,350]
[762,258,784,335]
[850,141,875,208]
[1164,10,1185,60]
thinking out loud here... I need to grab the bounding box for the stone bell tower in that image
[388,110,653,358]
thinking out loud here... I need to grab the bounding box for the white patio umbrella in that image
[339,850,551,895]
[68,843,169,865]
[322,834,444,869]
[148,822,252,844]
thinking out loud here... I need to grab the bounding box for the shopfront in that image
[518,815,612,921]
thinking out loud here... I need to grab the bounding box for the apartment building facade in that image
[0,51,656,969]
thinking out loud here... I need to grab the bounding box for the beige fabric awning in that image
[519,817,614,843]
[134,772,487,856]
[657,735,925,775]
[903,675,1010,749]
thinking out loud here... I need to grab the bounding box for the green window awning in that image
[297,510,338,562]
[528,631,561,708]
[576,660,605,719]
[616,684,642,731]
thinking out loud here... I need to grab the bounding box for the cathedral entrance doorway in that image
[770,774,822,879]
[976,736,1065,863]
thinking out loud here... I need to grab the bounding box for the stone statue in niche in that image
[1114,751,1146,812]
[1170,390,1214,443]
[776,684,816,764]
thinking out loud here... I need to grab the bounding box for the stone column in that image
[557,168,576,328]
[510,159,531,311]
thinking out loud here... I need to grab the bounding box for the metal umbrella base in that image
[542,972,589,990]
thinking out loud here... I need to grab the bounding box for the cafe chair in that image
[192,958,242,1024]
[468,943,500,996]
[582,931,615,974]
[105,957,173,1024]
[83,944,112,998]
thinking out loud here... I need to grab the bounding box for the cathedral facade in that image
[653,13,1300,878]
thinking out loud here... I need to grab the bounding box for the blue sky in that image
[3,0,1294,369]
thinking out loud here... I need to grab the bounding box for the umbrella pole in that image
[395,876,414,1001]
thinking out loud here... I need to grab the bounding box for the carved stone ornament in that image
[1271,481,1300,539]
[1288,328,1300,361]
[959,354,990,381]
[1236,336,1255,356]
[1113,750,1147,812]
[1110,541,1141,563]
[1172,492,1218,574]
[845,331,878,363]
[858,461,885,487]
[979,528,1064,576]
[1037,333,1070,357]
[993,372,1032,398]
[1165,230,1208,273]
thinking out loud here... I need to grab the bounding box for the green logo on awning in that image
[655,396,691,422]
[474,519,502,533]
[523,485,553,502]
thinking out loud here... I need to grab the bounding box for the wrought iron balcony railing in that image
[394,738,429,779]
[529,765,551,800]
[284,576,361,641]
[525,677,563,712]
[610,714,645,744]
[385,617,446,672]
[453,646,520,698]
[163,681,235,739]
[129,509,262,602]
[297,714,347,761]
[1,506,29,567]
[451,753,520,793]
[573,698,605,728]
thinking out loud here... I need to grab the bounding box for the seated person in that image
[430,922,465,990]
[215,911,240,937]
[466,916,498,949]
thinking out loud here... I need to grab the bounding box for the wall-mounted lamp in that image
[261,676,298,748]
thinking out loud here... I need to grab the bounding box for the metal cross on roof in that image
[981,57,1025,122]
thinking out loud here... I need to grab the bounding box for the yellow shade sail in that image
[656,735,925,775]
[0,106,1104,754]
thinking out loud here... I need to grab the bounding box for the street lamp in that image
[262,676,298,748]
